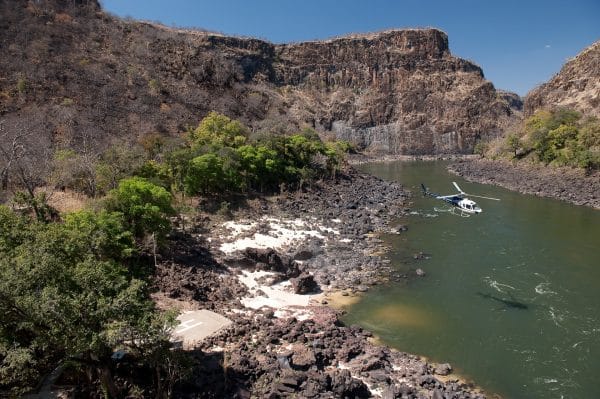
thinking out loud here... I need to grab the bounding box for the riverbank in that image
[348,153,480,165]
[153,168,488,398]
[448,158,600,209]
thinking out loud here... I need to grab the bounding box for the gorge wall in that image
[525,40,600,118]
[0,0,521,155]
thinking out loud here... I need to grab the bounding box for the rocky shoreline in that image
[348,153,480,165]
[448,159,600,209]
[153,168,488,398]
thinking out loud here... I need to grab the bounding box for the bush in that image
[505,133,521,158]
[16,78,26,94]
[63,210,135,260]
[0,208,170,395]
[517,108,598,169]
[473,141,488,156]
[105,177,174,239]
[189,111,248,150]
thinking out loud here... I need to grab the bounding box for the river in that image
[346,161,600,399]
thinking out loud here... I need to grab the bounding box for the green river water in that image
[346,161,600,399]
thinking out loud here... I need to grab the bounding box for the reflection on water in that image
[345,161,600,399]
[373,303,433,329]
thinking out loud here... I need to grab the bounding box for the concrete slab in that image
[171,310,232,349]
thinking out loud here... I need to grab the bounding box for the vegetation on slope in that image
[481,108,600,170]
[0,112,350,396]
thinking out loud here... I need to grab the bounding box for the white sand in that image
[221,220,257,235]
[237,270,321,316]
[219,216,339,255]
[220,217,344,318]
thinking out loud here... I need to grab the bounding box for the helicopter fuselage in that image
[440,195,482,214]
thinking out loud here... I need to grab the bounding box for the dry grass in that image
[39,187,88,214]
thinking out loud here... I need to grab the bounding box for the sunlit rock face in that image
[525,40,600,119]
[1,1,520,154]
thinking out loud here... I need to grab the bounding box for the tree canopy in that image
[0,206,173,396]
[503,108,600,169]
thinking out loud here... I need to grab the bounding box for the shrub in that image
[505,133,521,158]
[519,108,598,168]
[16,78,26,94]
[184,153,226,195]
[473,141,488,156]
[148,78,159,93]
[189,111,248,150]
[105,177,174,239]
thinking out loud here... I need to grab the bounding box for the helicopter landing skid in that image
[433,206,471,218]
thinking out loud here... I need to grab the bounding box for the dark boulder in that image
[292,239,324,261]
[225,247,300,278]
[291,273,319,294]
[291,344,317,371]
[330,369,371,399]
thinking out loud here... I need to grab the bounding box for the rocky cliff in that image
[525,40,600,118]
[0,0,519,155]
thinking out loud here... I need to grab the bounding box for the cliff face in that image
[275,30,518,153]
[525,40,600,118]
[0,0,519,154]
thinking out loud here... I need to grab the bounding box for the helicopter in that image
[420,182,500,215]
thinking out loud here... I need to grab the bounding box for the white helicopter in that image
[421,182,500,215]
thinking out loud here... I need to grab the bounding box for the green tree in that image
[505,133,522,158]
[189,111,248,150]
[0,209,175,396]
[236,144,281,192]
[184,153,225,195]
[323,141,347,178]
[105,177,174,239]
[165,147,196,195]
[547,124,578,165]
[134,160,173,190]
[63,210,135,260]
[0,205,28,254]
[576,117,600,169]
[578,117,600,148]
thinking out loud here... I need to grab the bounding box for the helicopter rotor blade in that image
[452,181,500,201]
[464,193,500,201]
[452,181,465,194]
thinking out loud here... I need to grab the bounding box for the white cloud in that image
[545,44,551,49]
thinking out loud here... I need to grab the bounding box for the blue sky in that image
[100,0,599,96]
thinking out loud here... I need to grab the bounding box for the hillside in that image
[0,0,520,157]
[450,41,600,207]
[525,40,600,117]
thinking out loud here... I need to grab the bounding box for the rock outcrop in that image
[525,40,600,117]
[0,0,519,155]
